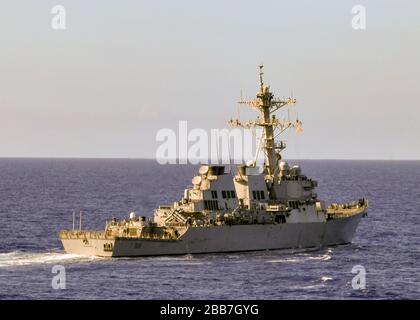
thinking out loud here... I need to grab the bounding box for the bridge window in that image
[222,190,236,199]
[288,200,299,209]
[252,190,265,200]
[204,200,219,210]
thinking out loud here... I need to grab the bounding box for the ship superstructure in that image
[59,66,368,257]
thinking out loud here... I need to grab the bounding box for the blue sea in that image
[0,159,418,299]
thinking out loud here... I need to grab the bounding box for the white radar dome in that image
[280,161,289,171]
[192,176,202,185]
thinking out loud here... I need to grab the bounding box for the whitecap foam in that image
[320,276,333,282]
[0,251,101,268]
[267,258,302,263]
[306,251,332,261]
[268,251,332,264]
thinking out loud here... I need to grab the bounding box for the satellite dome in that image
[199,165,209,175]
[192,176,202,185]
[280,161,289,171]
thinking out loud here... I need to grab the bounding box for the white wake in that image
[0,251,101,268]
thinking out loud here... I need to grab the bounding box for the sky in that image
[0,0,419,160]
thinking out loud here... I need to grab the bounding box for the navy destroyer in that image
[59,66,368,257]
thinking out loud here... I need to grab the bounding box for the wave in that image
[268,249,333,264]
[320,276,333,282]
[267,258,302,263]
[307,254,332,261]
[0,251,101,268]
[306,248,333,261]
[289,283,325,290]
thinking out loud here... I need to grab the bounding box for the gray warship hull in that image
[59,66,368,258]
[60,211,364,257]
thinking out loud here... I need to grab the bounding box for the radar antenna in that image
[228,65,302,197]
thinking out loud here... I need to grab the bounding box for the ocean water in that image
[0,159,418,299]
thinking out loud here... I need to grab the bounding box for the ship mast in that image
[229,65,302,198]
